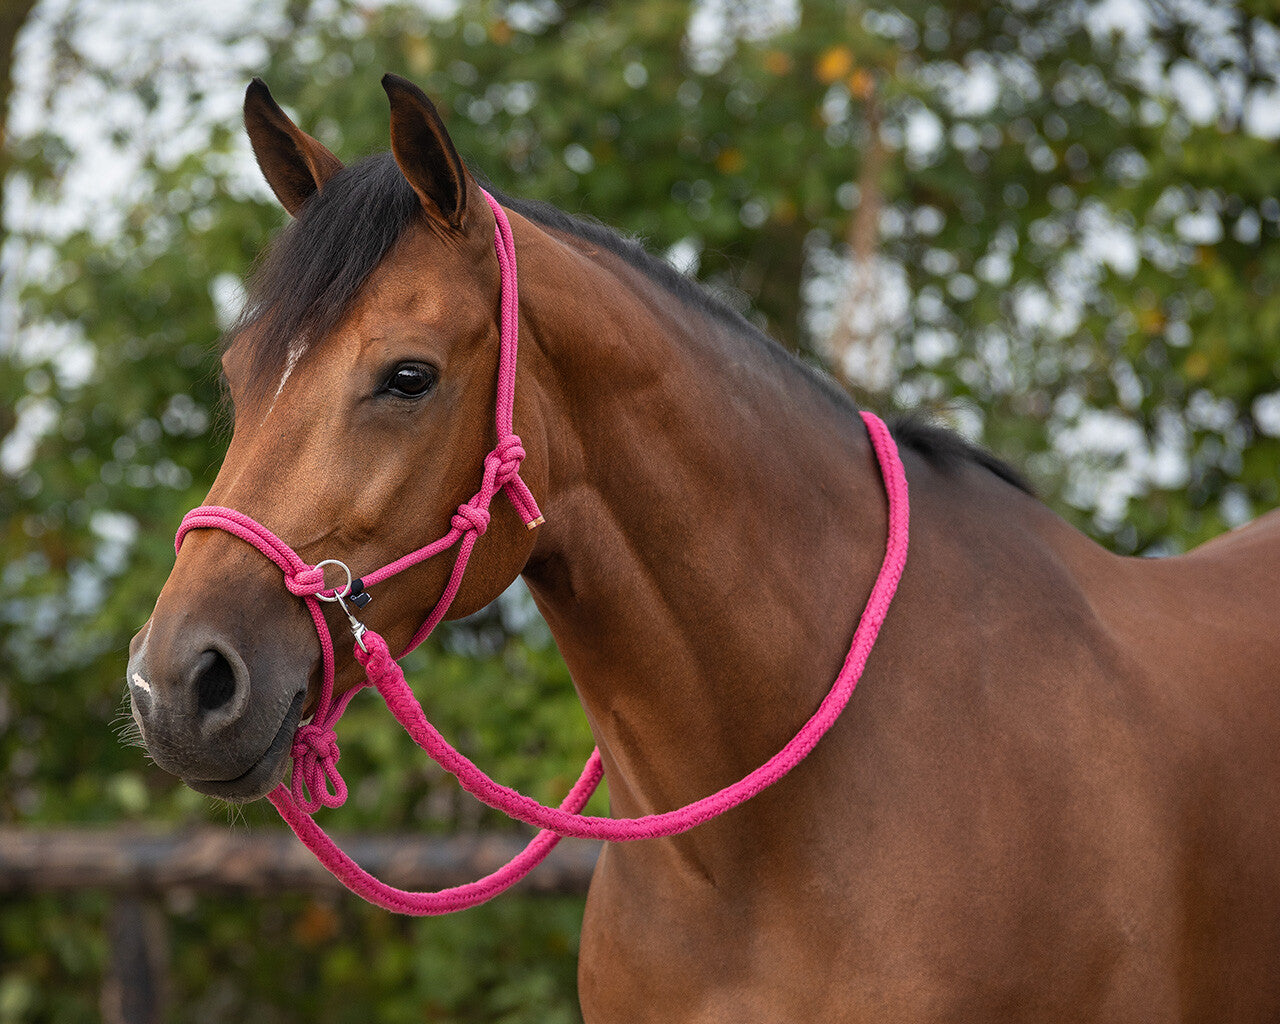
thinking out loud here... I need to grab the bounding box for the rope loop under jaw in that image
[290,721,349,812]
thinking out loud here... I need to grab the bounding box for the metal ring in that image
[313,559,352,602]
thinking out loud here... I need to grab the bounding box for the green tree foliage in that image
[2,0,1277,1020]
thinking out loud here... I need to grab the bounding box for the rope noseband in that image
[175,190,910,915]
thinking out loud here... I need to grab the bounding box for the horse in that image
[127,74,1280,1021]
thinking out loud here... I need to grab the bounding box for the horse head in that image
[127,76,546,801]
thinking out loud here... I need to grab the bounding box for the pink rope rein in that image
[175,191,910,914]
[341,412,906,843]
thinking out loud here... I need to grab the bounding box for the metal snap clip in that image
[335,592,369,653]
[313,559,367,652]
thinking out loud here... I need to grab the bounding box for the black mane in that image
[887,414,1032,494]
[231,150,1031,496]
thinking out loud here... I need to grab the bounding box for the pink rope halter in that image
[175,190,911,915]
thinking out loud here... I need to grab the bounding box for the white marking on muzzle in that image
[130,672,151,694]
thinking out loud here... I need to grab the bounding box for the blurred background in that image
[2,0,1278,1020]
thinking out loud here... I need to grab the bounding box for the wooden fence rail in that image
[0,826,599,1024]
[0,825,600,895]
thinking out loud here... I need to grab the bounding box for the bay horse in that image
[128,74,1280,1021]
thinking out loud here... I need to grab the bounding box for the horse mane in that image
[886,414,1032,494]
[230,151,1031,496]
[490,188,1033,497]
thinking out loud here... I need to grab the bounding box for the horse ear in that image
[243,78,343,217]
[382,73,470,230]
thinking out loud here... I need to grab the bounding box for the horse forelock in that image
[226,152,420,402]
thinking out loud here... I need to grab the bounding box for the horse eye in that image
[384,363,436,398]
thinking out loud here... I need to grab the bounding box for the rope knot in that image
[286,565,325,597]
[452,503,491,536]
[486,434,526,487]
[295,722,339,761]
[290,721,347,812]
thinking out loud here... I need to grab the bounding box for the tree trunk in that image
[0,0,39,236]
[826,86,892,394]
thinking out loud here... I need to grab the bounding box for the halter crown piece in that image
[175,190,911,915]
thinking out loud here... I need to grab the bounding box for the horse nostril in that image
[194,649,237,712]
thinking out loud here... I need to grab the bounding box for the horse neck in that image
[513,216,892,827]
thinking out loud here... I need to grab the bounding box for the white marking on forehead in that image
[130,672,151,694]
[265,342,306,418]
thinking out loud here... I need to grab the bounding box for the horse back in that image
[1183,504,1280,570]
[1133,505,1280,686]
[1101,505,1280,1015]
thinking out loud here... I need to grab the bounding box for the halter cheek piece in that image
[175,190,911,915]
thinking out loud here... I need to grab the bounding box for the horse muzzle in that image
[126,530,317,801]
[126,617,305,800]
